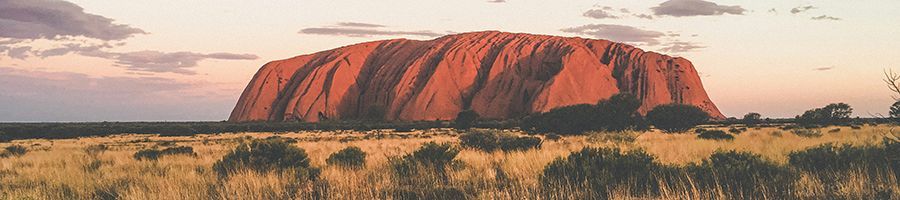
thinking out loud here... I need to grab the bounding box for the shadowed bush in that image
[453,110,479,130]
[326,146,366,169]
[390,142,469,198]
[688,151,797,199]
[1,145,27,157]
[459,130,500,152]
[789,140,898,173]
[499,135,542,151]
[646,104,710,133]
[213,139,319,181]
[697,130,734,141]
[133,146,196,161]
[520,93,646,135]
[541,147,662,199]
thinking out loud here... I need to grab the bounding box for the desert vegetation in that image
[0,124,897,199]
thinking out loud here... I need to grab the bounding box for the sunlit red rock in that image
[230,31,725,122]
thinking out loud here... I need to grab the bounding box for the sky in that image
[1,0,899,122]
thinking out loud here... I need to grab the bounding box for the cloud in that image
[658,41,706,53]
[651,0,746,17]
[0,67,237,121]
[583,9,619,19]
[100,51,259,75]
[6,46,31,59]
[0,0,145,40]
[790,6,816,14]
[811,15,841,21]
[813,66,835,71]
[487,0,506,3]
[299,23,446,38]
[336,22,385,28]
[633,14,654,19]
[560,24,665,45]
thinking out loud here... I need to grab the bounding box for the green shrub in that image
[499,135,542,151]
[522,104,600,135]
[453,110,479,130]
[689,151,797,199]
[797,103,853,126]
[697,130,734,141]
[544,133,561,141]
[743,112,762,126]
[541,147,661,199]
[788,141,895,173]
[326,146,366,169]
[1,145,27,157]
[521,93,645,135]
[133,146,196,161]
[593,93,643,132]
[646,104,710,133]
[791,129,822,138]
[459,130,500,152]
[728,127,747,134]
[586,132,638,144]
[391,142,463,189]
[213,139,319,180]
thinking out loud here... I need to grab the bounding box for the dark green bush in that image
[594,93,644,132]
[788,141,895,173]
[646,104,710,133]
[499,135,542,151]
[689,151,797,199]
[1,145,27,157]
[213,139,319,180]
[453,110,479,130]
[391,142,463,188]
[544,133,561,141]
[521,93,646,135]
[796,103,853,126]
[728,127,747,134]
[791,129,822,138]
[541,147,661,199]
[743,112,762,126]
[522,104,600,135]
[326,146,366,169]
[697,130,734,141]
[133,146,196,161]
[459,130,500,152]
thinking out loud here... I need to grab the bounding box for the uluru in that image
[229,31,724,122]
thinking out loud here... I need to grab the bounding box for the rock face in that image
[230,31,724,122]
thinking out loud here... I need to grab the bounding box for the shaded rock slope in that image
[230,31,724,122]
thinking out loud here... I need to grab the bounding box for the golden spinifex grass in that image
[0,125,897,199]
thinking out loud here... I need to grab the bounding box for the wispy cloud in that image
[0,0,145,41]
[583,9,619,19]
[299,22,446,38]
[487,0,505,3]
[658,41,705,53]
[811,15,841,21]
[335,22,385,28]
[98,51,259,75]
[790,5,816,14]
[560,24,665,45]
[651,0,745,17]
[813,66,835,71]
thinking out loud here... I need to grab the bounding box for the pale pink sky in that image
[1,0,898,121]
